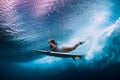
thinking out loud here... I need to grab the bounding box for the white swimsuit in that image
[55,46,62,52]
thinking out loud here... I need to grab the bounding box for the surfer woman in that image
[48,39,85,52]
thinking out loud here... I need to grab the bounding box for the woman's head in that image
[48,39,57,45]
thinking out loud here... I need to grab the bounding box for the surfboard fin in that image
[72,56,80,60]
[72,55,84,60]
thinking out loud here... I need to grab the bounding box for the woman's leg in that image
[61,41,85,52]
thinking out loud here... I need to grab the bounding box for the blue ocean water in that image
[0,0,120,80]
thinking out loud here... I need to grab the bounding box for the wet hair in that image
[48,39,57,45]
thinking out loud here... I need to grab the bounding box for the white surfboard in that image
[36,50,84,60]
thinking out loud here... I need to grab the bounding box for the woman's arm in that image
[48,43,57,51]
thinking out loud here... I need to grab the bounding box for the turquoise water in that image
[0,0,120,80]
